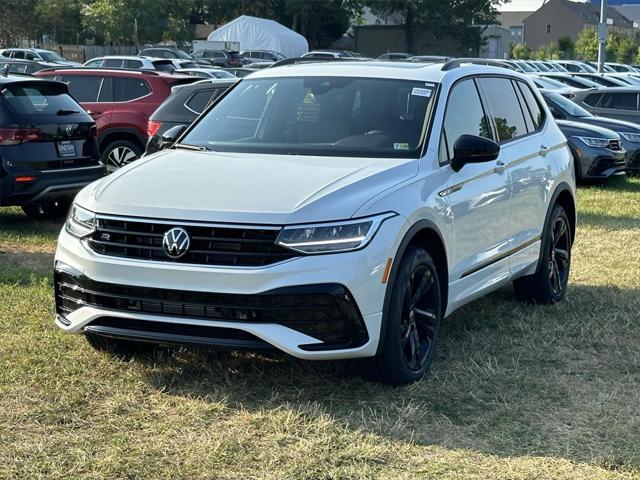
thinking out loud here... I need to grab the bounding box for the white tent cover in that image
[207,15,308,58]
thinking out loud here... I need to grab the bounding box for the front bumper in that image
[54,215,406,359]
[583,150,627,179]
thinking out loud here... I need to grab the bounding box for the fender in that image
[97,127,146,151]
[376,219,448,355]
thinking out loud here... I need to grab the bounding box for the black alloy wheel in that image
[548,214,570,298]
[372,246,442,386]
[401,264,440,372]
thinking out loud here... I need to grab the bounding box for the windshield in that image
[181,76,436,158]
[544,92,591,118]
[175,50,192,59]
[38,51,65,62]
[535,77,567,89]
[514,61,536,73]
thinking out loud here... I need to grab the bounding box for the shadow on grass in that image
[580,175,640,194]
[129,283,640,467]
[578,212,640,229]
[0,207,63,239]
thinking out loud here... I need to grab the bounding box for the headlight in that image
[619,131,640,143]
[276,213,396,254]
[65,204,95,238]
[573,136,611,148]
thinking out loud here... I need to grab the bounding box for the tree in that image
[575,27,598,61]
[533,42,559,60]
[365,0,504,55]
[557,35,575,60]
[510,43,533,60]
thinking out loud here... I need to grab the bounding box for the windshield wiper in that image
[174,143,209,151]
[57,109,79,115]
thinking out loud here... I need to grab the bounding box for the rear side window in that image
[152,60,175,72]
[104,59,124,68]
[599,92,638,110]
[185,89,215,114]
[113,77,150,101]
[124,59,143,69]
[516,81,544,130]
[0,83,81,117]
[84,59,103,67]
[12,51,24,59]
[477,77,528,143]
[62,75,103,102]
[441,79,493,161]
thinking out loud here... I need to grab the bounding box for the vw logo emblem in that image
[162,227,190,259]
[65,124,74,137]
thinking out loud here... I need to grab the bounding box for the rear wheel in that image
[21,198,71,220]
[513,204,572,304]
[84,333,158,356]
[102,140,142,173]
[371,247,442,386]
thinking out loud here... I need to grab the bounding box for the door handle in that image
[539,145,549,156]
[493,160,506,174]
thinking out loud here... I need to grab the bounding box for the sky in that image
[499,0,640,12]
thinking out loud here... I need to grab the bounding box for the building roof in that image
[561,0,634,28]
[612,5,640,24]
[497,11,533,27]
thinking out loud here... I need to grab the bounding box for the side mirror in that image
[450,134,500,172]
[160,125,187,150]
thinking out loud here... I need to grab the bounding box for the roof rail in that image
[270,57,359,68]
[441,58,515,71]
[35,66,165,76]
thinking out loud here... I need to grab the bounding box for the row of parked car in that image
[1,53,639,220]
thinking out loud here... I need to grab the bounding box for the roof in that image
[497,11,532,27]
[246,60,525,84]
[557,0,633,28]
[612,5,640,24]
[0,74,60,85]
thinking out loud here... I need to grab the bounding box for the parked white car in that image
[84,56,198,72]
[55,61,576,385]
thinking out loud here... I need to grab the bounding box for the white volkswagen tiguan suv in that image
[55,61,576,385]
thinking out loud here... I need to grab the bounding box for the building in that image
[612,4,640,28]
[523,0,637,49]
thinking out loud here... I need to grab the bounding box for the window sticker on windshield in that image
[394,143,409,150]
[411,87,432,97]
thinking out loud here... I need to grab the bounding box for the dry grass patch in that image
[1,178,639,479]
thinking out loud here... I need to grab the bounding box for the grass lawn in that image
[1,177,639,479]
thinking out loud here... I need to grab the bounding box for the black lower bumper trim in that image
[55,267,369,351]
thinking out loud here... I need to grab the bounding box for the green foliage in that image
[575,27,598,61]
[533,42,560,60]
[557,35,575,60]
[510,43,533,60]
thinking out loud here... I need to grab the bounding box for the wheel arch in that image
[376,219,449,355]
[549,182,576,246]
[98,128,146,154]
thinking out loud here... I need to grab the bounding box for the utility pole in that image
[597,0,607,73]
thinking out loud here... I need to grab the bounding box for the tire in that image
[513,204,572,305]
[101,139,143,174]
[370,246,442,386]
[84,332,158,356]
[21,198,71,220]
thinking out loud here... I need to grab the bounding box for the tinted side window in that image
[583,93,601,107]
[600,92,638,110]
[442,79,493,161]
[516,81,544,129]
[104,59,124,68]
[477,77,528,143]
[185,89,215,114]
[12,51,24,59]
[113,77,150,101]
[124,59,143,69]
[62,75,102,102]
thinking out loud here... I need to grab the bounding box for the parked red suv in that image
[36,68,195,172]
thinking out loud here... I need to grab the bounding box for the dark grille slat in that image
[89,217,298,267]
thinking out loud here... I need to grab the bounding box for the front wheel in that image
[513,204,572,304]
[370,246,442,386]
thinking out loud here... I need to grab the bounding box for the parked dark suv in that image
[146,78,237,155]
[0,75,103,218]
[191,50,244,68]
[36,68,196,172]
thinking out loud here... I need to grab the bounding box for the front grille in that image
[87,217,298,267]
[608,139,621,151]
[589,155,626,176]
[54,269,369,350]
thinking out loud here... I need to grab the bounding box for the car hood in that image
[568,115,640,133]
[556,119,619,138]
[76,149,417,224]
